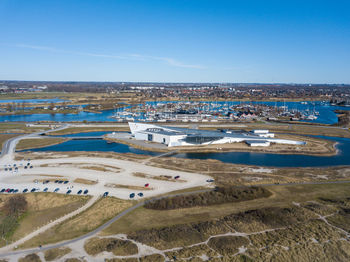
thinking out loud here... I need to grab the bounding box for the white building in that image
[128,122,305,148]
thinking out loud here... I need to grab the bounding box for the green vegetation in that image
[84,237,138,256]
[0,195,28,245]
[145,187,271,210]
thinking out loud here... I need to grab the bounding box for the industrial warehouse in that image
[128,122,306,147]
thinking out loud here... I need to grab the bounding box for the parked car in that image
[83,189,88,194]
[43,180,50,184]
[0,189,5,193]
[66,190,72,194]
[63,181,69,184]
[129,193,135,198]
[206,179,215,183]
[77,190,82,194]
[5,189,10,193]
[103,192,109,197]
[174,175,180,179]
[31,188,36,192]
[144,183,150,187]
[43,188,48,192]
[24,166,27,169]
[13,189,18,193]
[54,180,59,183]
[58,181,63,184]
[30,166,33,169]
[23,189,28,193]
[138,192,144,197]
[4,168,7,171]
[54,188,59,192]
[9,189,14,193]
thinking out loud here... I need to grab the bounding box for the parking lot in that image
[0,156,211,200]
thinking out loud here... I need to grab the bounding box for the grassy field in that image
[20,197,133,248]
[0,193,89,247]
[0,123,49,134]
[0,133,19,147]
[47,126,129,135]
[16,137,68,150]
[102,183,350,235]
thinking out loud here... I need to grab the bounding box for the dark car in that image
[9,189,14,193]
[9,168,12,171]
[144,183,150,187]
[129,193,135,198]
[103,192,109,197]
[54,188,59,192]
[58,181,63,184]
[54,180,59,183]
[63,181,69,184]
[27,163,30,166]
[13,189,18,193]
[30,166,33,169]
[43,188,48,192]
[206,179,214,183]
[83,189,88,194]
[43,180,50,184]
[23,189,28,193]
[24,166,27,169]
[138,192,144,197]
[31,188,36,192]
[4,168,8,171]
[77,190,82,194]
[174,175,180,179]
[0,189,5,193]
[66,190,71,194]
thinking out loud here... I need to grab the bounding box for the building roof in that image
[245,140,270,144]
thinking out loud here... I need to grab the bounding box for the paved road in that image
[0,188,211,258]
[0,124,70,163]
[2,179,350,258]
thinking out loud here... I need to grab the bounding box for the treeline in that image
[145,186,271,210]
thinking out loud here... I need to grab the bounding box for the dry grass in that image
[84,237,138,256]
[73,178,98,185]
[102,183,350,235]
[149,157,350,187]
[20,197,133,248]
[133,172,184,182]
[44,247,72,261]
[16,138,68,150]
[105,183,152,191]
[0,193,89,247]
[0,133,19,147]
[79,164,121,173]
[18,253,41,262]
[47,127,129,135]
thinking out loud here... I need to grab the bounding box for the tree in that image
[3,195,28,217]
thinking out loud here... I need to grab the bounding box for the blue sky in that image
[0,0,349,83]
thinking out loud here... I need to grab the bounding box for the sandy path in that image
[0,195,99,253]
